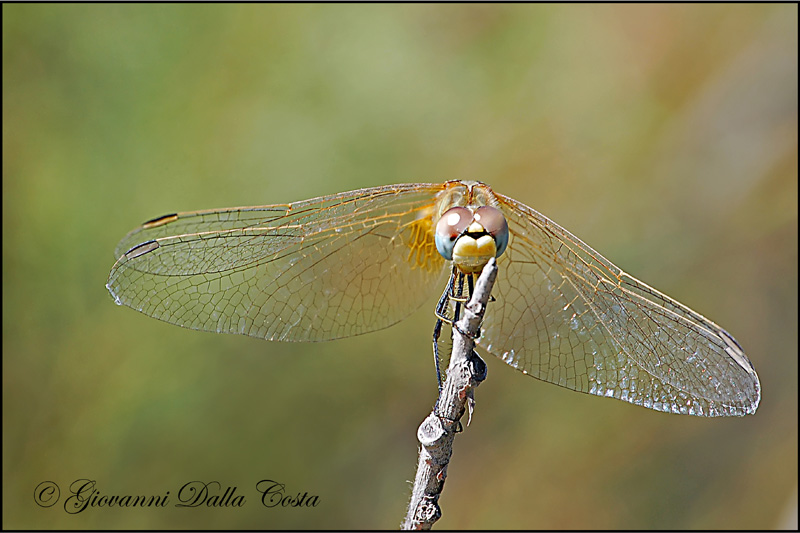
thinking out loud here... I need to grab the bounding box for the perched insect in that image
[107,180,760,417]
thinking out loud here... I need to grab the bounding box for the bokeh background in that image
[3,4,797,530]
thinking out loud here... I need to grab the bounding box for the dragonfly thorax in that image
[434,205,509,274]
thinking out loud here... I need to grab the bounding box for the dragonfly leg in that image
[433,271,472,424]
[433,269,457,324]
[452,272,465,325]
[432,318,445,393]
[433,269,473,416]
[432,269,457,395]
[453,273,481,339]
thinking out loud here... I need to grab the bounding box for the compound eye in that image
[474,206,509,257]
[434,207,473,260]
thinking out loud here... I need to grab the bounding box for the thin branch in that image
[402,258,498,530]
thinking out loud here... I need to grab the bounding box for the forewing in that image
[107,183,448,341]
[476,193,760,416]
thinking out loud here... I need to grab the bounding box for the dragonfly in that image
[106,180,760,417]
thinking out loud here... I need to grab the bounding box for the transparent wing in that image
[476,193,760,417]
[107,183,448,341]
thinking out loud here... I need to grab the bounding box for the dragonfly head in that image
[434,205,509,273]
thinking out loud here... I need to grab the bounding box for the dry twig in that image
[402,258,497,530]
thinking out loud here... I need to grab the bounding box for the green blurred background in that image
[3,4,797,529]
